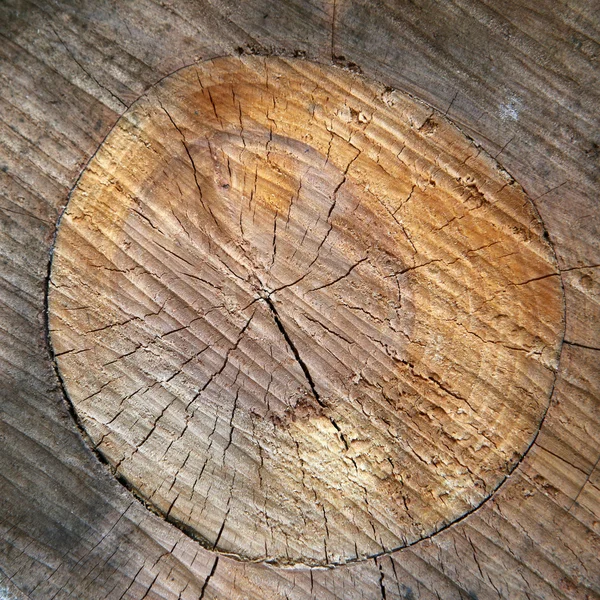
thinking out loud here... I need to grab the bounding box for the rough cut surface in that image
[49,57,563,566]
[0,0,599,598]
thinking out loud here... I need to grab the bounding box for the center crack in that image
[261,294,324,409]
[261,294,350,451]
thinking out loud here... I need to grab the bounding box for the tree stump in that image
[1,1,599,598]
[49,57,562,566]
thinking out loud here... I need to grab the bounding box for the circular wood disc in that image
[48,56,564,567]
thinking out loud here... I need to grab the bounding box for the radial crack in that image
[310,256,368,292]
[262,296,324,408]
[158,101,219,227]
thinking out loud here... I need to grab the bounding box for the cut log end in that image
[48,56,564,566]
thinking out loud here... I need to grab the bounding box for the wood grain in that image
[48,57,562,566]
[0,0,598,597]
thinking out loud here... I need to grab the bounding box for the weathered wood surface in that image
[48,55,564,567]
[0,0,598,598]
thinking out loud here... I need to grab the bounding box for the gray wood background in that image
[0,0,598,598]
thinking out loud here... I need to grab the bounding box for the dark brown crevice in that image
[310,256,368,292]
[262,295,324,408]
[158,100,220,227]
[376,558,388,600]
[262,295,355,456]
[198,556,219,600]
[564,340,600,352]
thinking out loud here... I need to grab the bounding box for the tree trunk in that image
[0,1,598,599]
